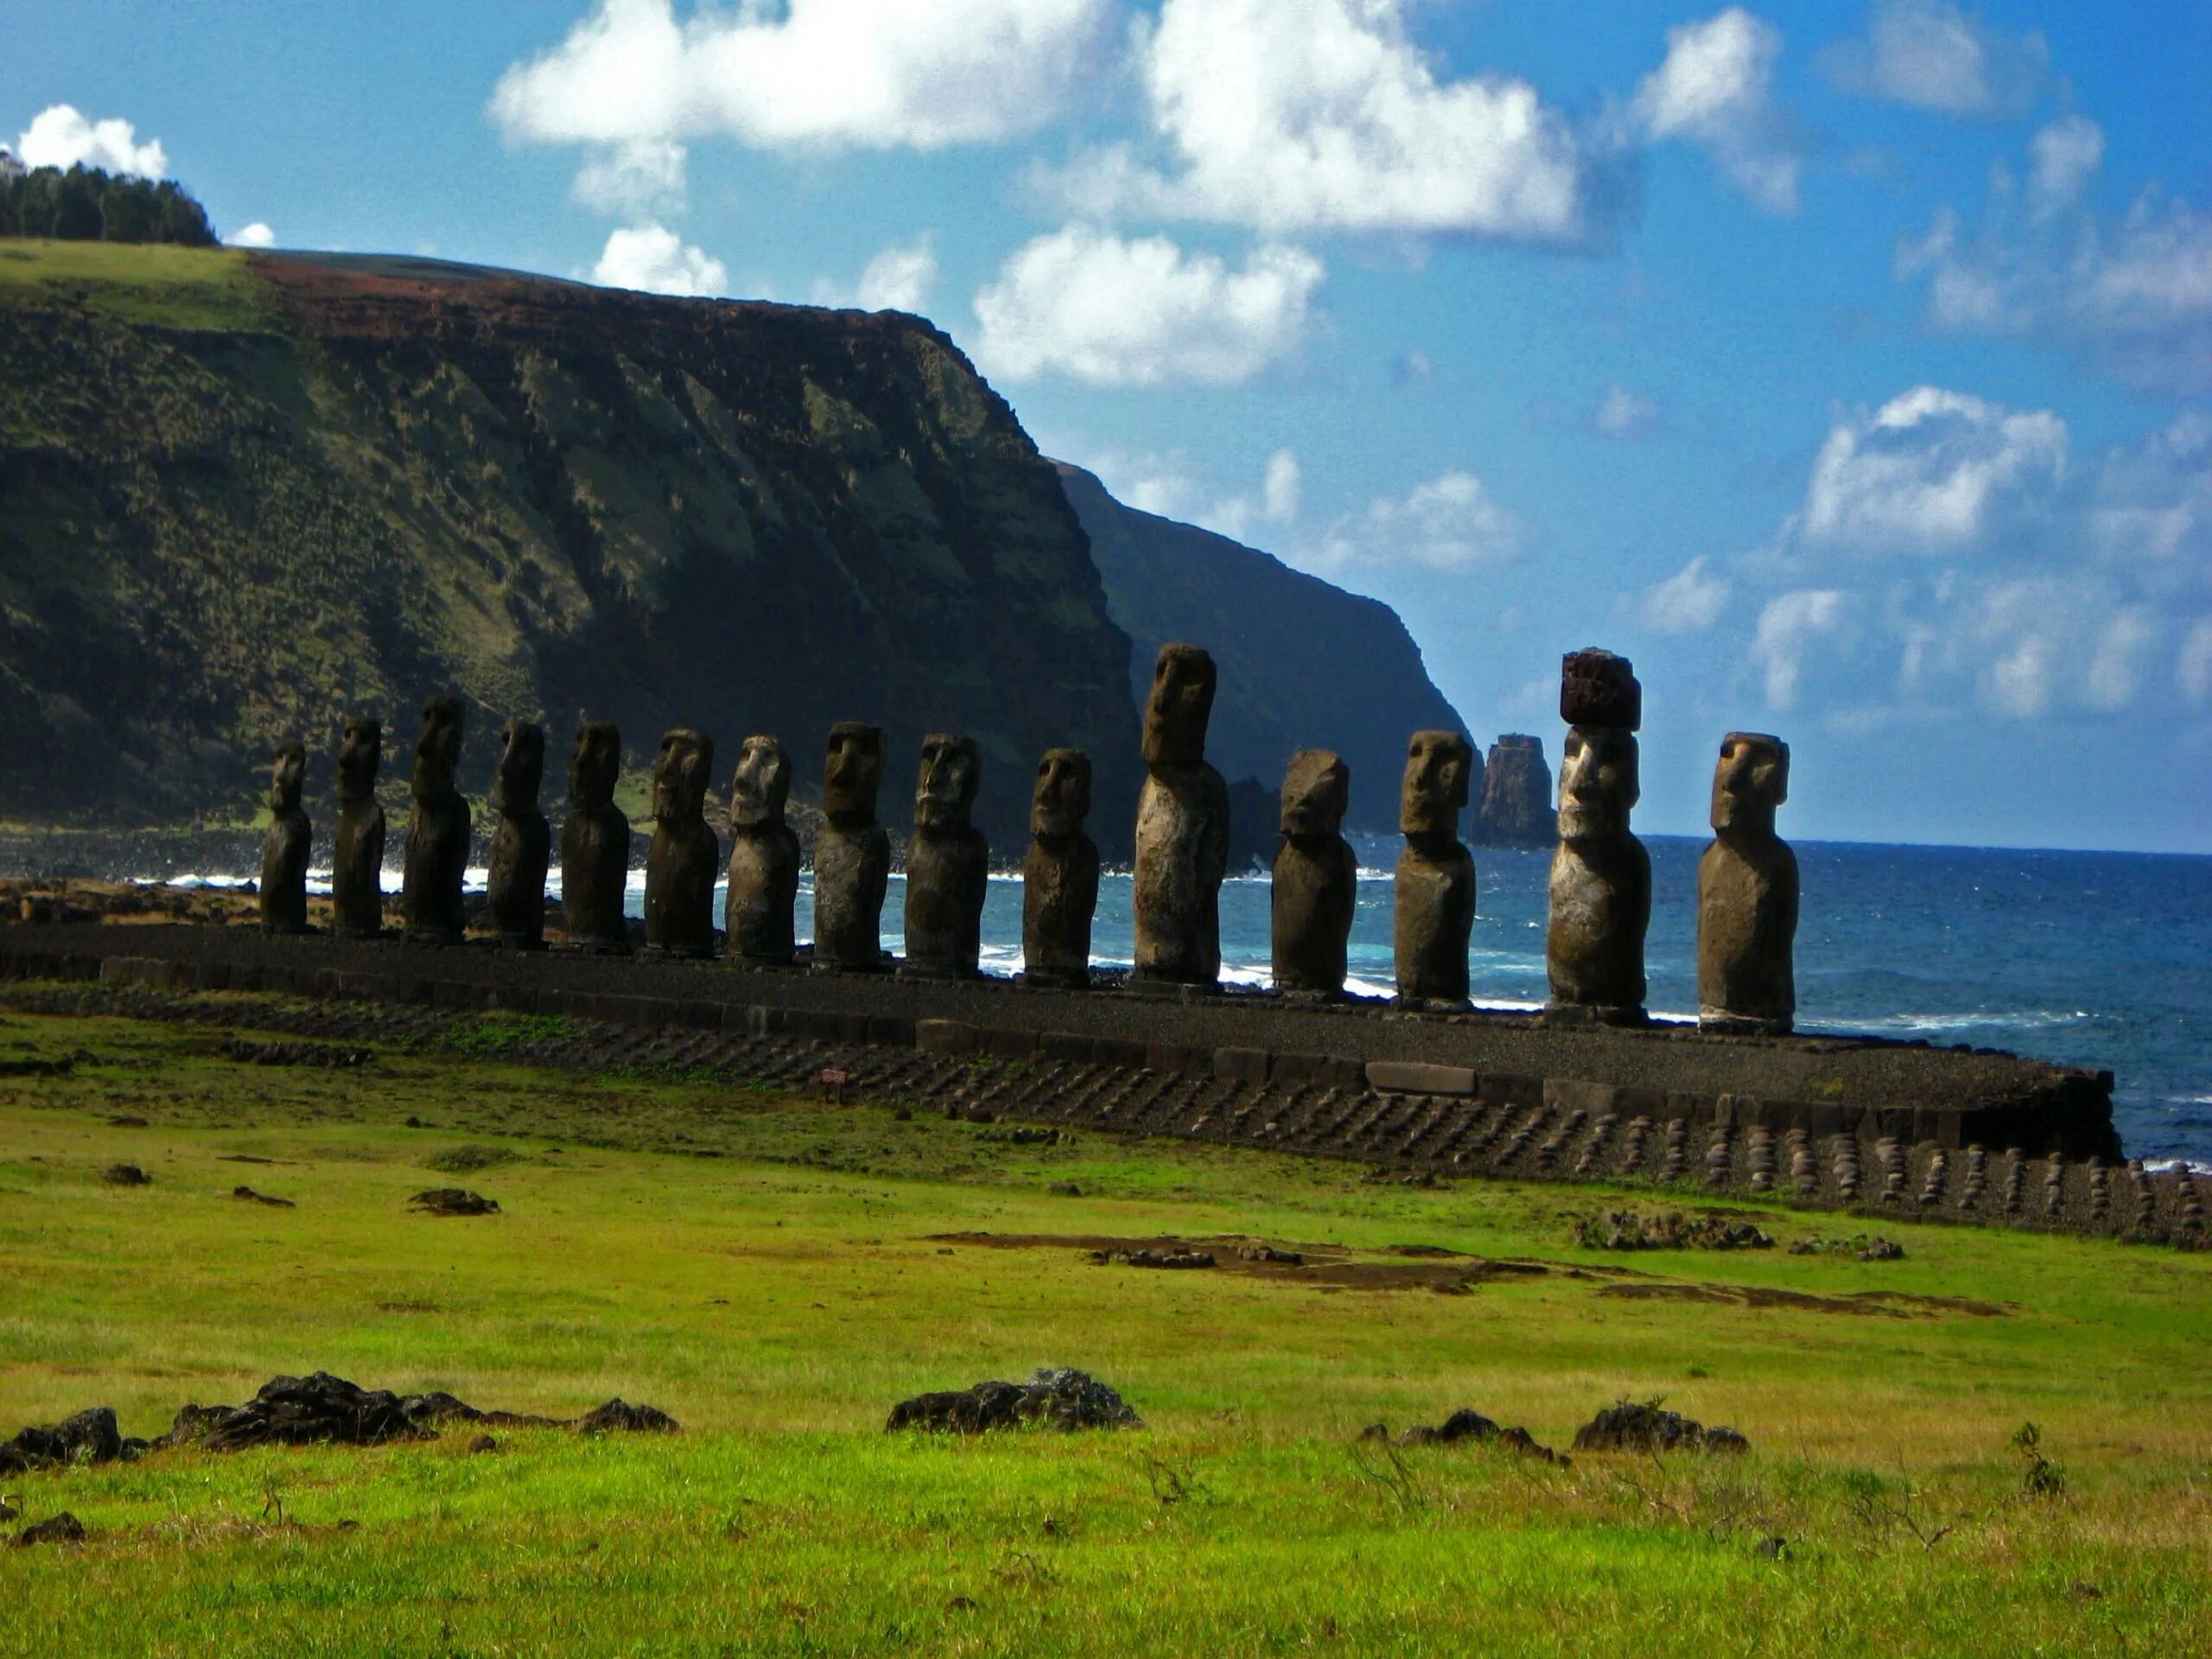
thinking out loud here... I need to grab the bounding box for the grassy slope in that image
[1,1002,2208,1656]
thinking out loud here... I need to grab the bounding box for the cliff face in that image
[0,245,1138,850]
[1056,463,1466,833]
[1474,734,1552,849]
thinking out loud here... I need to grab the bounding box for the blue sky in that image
[7,1,2209,852]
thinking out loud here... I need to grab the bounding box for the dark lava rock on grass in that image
[1577,1211,1772,1252]
[15,1512,87,1547]
[888,1367,1141,1434]
[0,1406,131,1475]
[574,1399,680,1435]
[180,1372,432,1452]
[1092,1248,1216,1269]
[232,1185,296,1208]
[100,1164,151,1186]
[407,1187,499,1216]
[1394,1408,1566,1465]
[1572,1400,1749,1455]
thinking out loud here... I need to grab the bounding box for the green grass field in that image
[0,239,270,332]
[2,999,2208,1656]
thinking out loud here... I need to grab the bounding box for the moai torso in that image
[902,734,988,979]
[644,728,718,958]
[1546,652,1649,1023]
[330,717,386,939]
[259,741,311,937]
[403,696,471,944]
[812,722,889,972]
[1698,733,1797,1033]
[1393,730,1476,1009]
[1022,748,1098,988]
[1132,645,1229,988]
[559,721,632,952]
[485,720,550,947]
[1271,749,1357,998]
[724,735,800,966]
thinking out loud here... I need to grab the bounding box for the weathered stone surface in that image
[724,735,800,966]
[1272,749,1357,997]
[1394,730,1476,1008]
[886,1367,1141,1433]
[15,1512,87,1546]
[902,734,988,980]
[1548,724,1649,1023]
[1560,648,1642,731]
[1395,1408,1564,1463]
[1571,1400,1746,1455]
[402,696,470,944]
[1133,644,1228,989]
[0,1406,125,1476]
[329,716,385,938]
[259,741,311,936]
[1021,748,1098,988]
[1365,1061,1477,1096]
[484,720,550,947]
[644,728,717,959]
[1472,733,1551,849]
[559,721,631,953]
[1699,732,1796,1033]
[573,1398,680,1435]
[814,721,890,973]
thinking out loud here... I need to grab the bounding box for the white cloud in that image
[1059,443,1299,547]
[1308,469,1520,572]
[814,237,938,315]
[1823,0,2047,117]
[1043,0,1592,242]
[493,0,1112,152]
[591,223,728,296]
[1800,385,2066,554]
[2027,114,2102,218]
[1633,9,1802,214]
[972,225,1323,387]
[1751,588,1852,709]
[572,138,689,217]
[1640,555,1731,633]
[2087,410,2212,564]
[2180,619,2212,706]
[226,222,276,249]
[1593,383,1660,439]
[16,105,168,178]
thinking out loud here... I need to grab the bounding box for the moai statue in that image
[1393,730,1476,1010]
[484,720,550,948]
[1547,650,1650,1025]
[329,716,386,939]
[1021,748,1098,990]
[1132,644,1229,990]
[560,721,632,953]
[902,734,988,980]
[258,741,311,937]
[1271,750,1357,998]
[812,721,889,973]
[403,696,470,944]
[644,728,718,959]
[1698,733,1796,1033]
[724,735,800,966]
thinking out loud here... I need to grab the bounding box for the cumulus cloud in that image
[1308,469,1520,572]
[1640,555,1731,633]
[1593,383,1660,439]
[1822,0,2046,117]
[572,138,689,217]
[226,223,276,249]
[2026,114,2102,219]
[16,105,168,178]
[1800,385,2067,554]
[1633,9,1802,214]
[814,237,938,314]
[1041,0,1593,242]
[591,223,728,296]
[972,226,1323,386]
[1751,588,1853,709]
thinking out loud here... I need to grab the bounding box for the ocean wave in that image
[1831,1008,2094,1037]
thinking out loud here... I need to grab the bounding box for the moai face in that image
[1031,748,1093,840]
[1400,730,1471,840]
[1141,644,1217,769]
[491,721,545,817]
[652,728,713,824]
[569,721,621,810]
[914,734,980,830]
[1711,732,1789,837]
[412,696,464,800]
[336,717,382,804]
[269,741,306,812]
[1558,726,1640,842]
[823,722,885,827]
[730,735,791,829]
[1281,749,1350,840]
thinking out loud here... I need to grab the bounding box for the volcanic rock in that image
[887,1367,1141,1433]
[1472,735,1552,849]
[407,1188,499,1217]
[573,1399,681,1435]
[15,1512,86,1547]
[1395,1408,1565,1465]
[1571,1401,1748,1455]
[0,1407,127,1475]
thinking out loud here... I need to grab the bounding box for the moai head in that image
[1031,748,1093,841]
[1400,730,1472,840]
[652,728,713,825]
[412,696,465,801]
[1560,649,1643,731]
[1711,731,1789,838]
[914,734,981,831]
[268,741,307,813]
[823,722,885,828]
[491,720,545,817]
[1558,726,1640,843]
[336,717,382,804]
[1142,643,1217,769]
[729,734,791,830]
[1281,749,1350,841]
[569,721,622,810]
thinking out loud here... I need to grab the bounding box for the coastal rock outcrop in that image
[1473,734,1551,849]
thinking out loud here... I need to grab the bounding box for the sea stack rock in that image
[902,733,988,980]
[1474,734,1552,849]
[258,741,311,937]
[402,696,470,945]
[644,728,717,959]
[1132,643,1230,991]
[1393,730,1476,1011]
[813,721,890,973]
[1547,650,1650,1025]
[723,735,800,967]
[1698,732,1797,1033]
[1271,749,1357,999]
[559,721,631,954]
[484,720,550,948]
[329,716,385,939]
[1021,748,1098,990]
